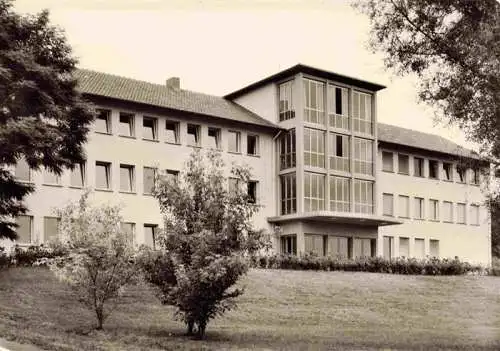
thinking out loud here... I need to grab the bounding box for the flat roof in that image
[267,212,403,227]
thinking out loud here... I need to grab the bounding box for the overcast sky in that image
[14,0,476,149]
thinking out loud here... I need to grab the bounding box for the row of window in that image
[95,110,260,155]
[382,193,481,225]
[382,151,480,185]
[383,236,439,259]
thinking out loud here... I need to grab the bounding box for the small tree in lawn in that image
[48,191,138,330]
[139,150,269,339]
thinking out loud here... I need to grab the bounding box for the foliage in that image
[355,0,500,159]
[489,257,500,276]
[0,246,9,268]
[140,150,269,338]
[48,191,138,330]
[11,244,67,267]
[0,0,94,240]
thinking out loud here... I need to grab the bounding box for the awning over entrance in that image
[267,211,403,227]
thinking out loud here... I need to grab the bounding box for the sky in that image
[13,0,476,150]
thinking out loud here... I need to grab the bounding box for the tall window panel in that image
[353,238,373,258]
[280,235,297,255]
[119,164,135,192]
[142,116,157,140]
[330,176,350,212]
[279,129,296,170]
[329,133,349,172]
[430,239,439,257]
[44,217,60,243]
[304,128,325,168]
[16,215,32,244]
[469,204,480,225]
[121,222,135,245]
[398,195,410,218]
[443,201,453,222]
[304,234,324,256]
[143,224,158,250]
[383,236,394,259]
[304,172,325,211]
[352,91,372,135]
[96,162,111,190]
[414,238,425,259]
[383,193,394,216]
[457,203,466,224]
[328,85,349,130]
[398,154,409,175]
[326,236,349,258]
[143,167,156,195]
[95,109,111,134]
[429,199,439,221]
[303,79,325,125]
[15,158,31,182]
[353,179,374,214]
[399,237,409,257]
[280,173,296,215]
[353,138,373,175]
[119,113,134,137]
[279,81,294,121]
[70,163,85,187]
[414,197,424,219]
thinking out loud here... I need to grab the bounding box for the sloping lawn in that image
[1,267,499,350]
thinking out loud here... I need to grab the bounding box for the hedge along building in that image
[3,64,492,265]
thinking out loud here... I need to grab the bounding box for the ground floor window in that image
[304,234,324,255]
[326,236,349,258]
[430,239,439,257]
[414,238,425,259]
[280,235,297,255]
[383,236,394,259]
[399,237,409,258]
[353,238,374,258]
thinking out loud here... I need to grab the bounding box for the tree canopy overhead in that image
[0,0,94,240]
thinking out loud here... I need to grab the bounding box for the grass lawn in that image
[1,267,500,350]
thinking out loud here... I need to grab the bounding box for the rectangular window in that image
[353,238,372,258]
[279,129,296,170]
[207,127,221,149]
[119,112,134,137]
[228,131,241,153]
[143,224,158,250]
[399,237,409,258]
[119,164,135,192]
[353,179,374,214]
[383,193,394,216]
[443,201,453,222]
[16,215,32,244]
[70,163,85,187]
[456,165,466,183]
[143,167,156,195]
[457,203,466,224]
[329,133,349,172]
[382,151,394,172]
[398,195,410,218]
[414,157,424,177]
[247,181,258,204]
[326,236,349,258]
[330,176,350,212]
[414,238,425,259]
[398,154,409,175]
[430,239,439,257]
[43,168,60,185]
[429,199,439,221]
[15,158,31,182]
[280,235,297,255]
[279,81,294,121]
[228,177,239,193]
[142,117,157,140]
[304,128,325,168]
[328,85,349,130]
[304,172,325,212]
[95,109,111,134]
[471,169,480,185]
[414,197,424,219]
[95,161,111,190]
[442,162,453,181]
[305,234,324,256]
[383,236,394,259]
[164,169,179,182]
[429,160,438,179]
[354,138,373,175]
[352,91,372,134]
[247,135,259,156]
[470,204,480,225]
[165,121,179,144]
[280,173,296,215]
[121,222,135,245]
[187,124,200,147]
[303,79,325,125]
[44,217,60,243]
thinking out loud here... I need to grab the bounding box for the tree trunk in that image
[197,321,206,339]
[95,306,104,330]
[186,319,194,335]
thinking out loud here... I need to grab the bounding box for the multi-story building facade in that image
[2,64,491,265]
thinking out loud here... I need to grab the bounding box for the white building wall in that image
[233,83,278,124]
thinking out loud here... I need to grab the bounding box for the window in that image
[429,199,439,221]
[352,91,372,134]
[326,236,349,258]
[280,235,297,255]
[382,151,393,172]
[471,169,480,185]
[142,117,157,140]
[143,224,158,250]
[43,168,60,185]
[383,236,394,259]
[414,197,424,219]
[143,167,156,194]
[164,169,179,182]
[165,121,179,144]
[430,239,439,257]
[399,237,409,257]
[457,203,466,224]
[414,238,425,259]
[228,131,241,153]
[228,177,240,193]
[303,79,325,125]
[279,129,296,170]
[328,85,349,130]
[330,176,350,212]
[187,124,200,147]
[247,135,259,155]
[119,112,134,137]
[207,127,221,149]
[353,138,373,175]
[279,81,294,121]
[398,195,410,218]
[470,204,480,225]
[280,173,297,215]
[15,158,31,182]
[304,172,325,211]
[16,215,32,244]
[442,162,452,181]
[353,179,374,214]
[429,160,438,179]
[305,234,324,256]
[95,109,111,134]
[44,217,60,242]
[329,134,349,172]
[304,128,325,168]
[247,181,258,203]
[121,222,135,244]
[119,164,135,192]
[353,238,373,258]
[70,163,85,187]
[414,157,424,177]
[95,162,111,190]
[383,193,394,216]
[398,154,409,175]
[443,201,453,222]
[456,165,466,183]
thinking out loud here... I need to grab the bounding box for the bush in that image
[0,247,10,269]
[488,257,500,276]
[11,244,68,267]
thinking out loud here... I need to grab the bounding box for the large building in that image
[2,64,492,265]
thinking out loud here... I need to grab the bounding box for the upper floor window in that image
[442,162,453,181]
[44,216,60,242]
[303,79,325,125]
[383,193,394,216]
[228,131,241,153]
[353,179,373,214]
[143,167,156,195]
[382,151,393,172]
[443,201,453,222]
[96,161,112,190]
[353,138,373,175]
[457,203,466,224]
[143,224,158,250]
[165,121,180,144]
[469,204,480,225]
[429,199,439,221]
[16,215,32,244]
[119,164,135,192]
[329,133,349,172]
[414,197,424,219]
[429,160,438,179]
[280,173,296,215]
[119,112,134,137]
[398,195,410,218]
[15,158,31,182]
[279,129,296,170]
[70,163,85,188]
[328,85,349,130]
[95,109,111,134]
[398,154,409,175]
[247,135,259,156]
[279,81,294,121]
[414,157,424,177]
[304,172,325,211]
[247,181,258,203]
[207,127,221,149]
[304,128,325,168]
[471,168,480,185]
[456,165,466,183]
[352,91,372,135]
[330,176,350,212]
[187,124,200,147]
[43,168,60,185]
[121,222,135,245]
[142,117,157,140]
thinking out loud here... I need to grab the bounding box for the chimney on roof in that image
[166,77,180,90]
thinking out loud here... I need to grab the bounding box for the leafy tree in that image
[355,0,500,158]
[139,150,269,339]
[48,191,138,330]
[0,0,94,240]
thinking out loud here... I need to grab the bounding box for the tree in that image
[0,0,94,240]
[355,0,500,158]
[139,150,269,339]
[48,191,138,330]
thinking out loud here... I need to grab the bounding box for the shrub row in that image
[0,244,68,268]
[251,254,485,275]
